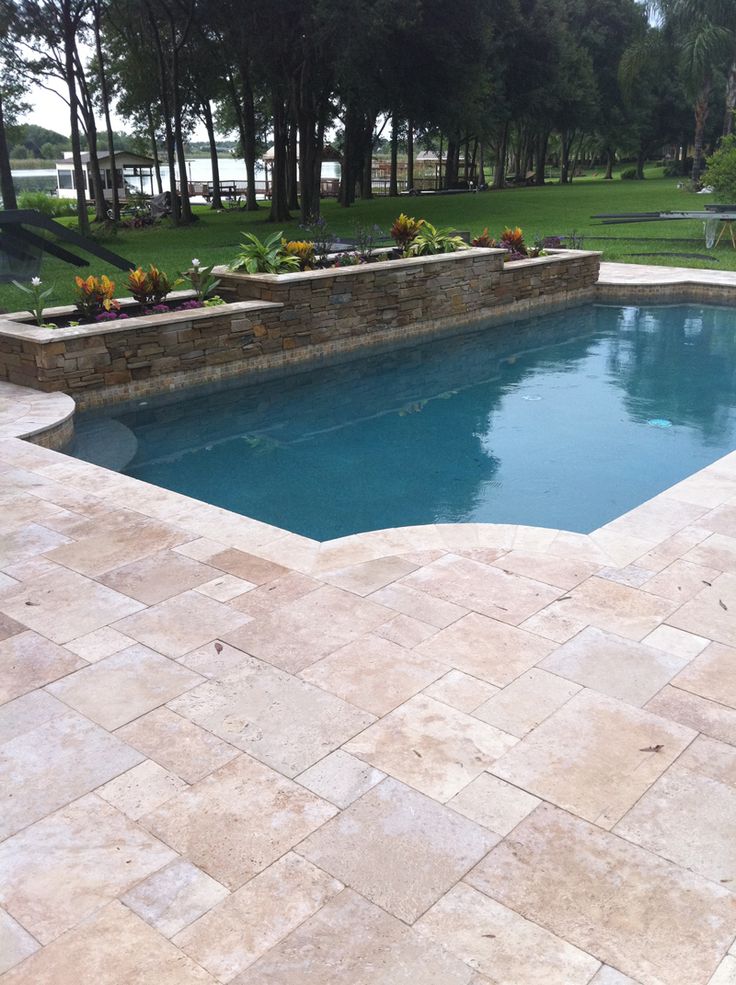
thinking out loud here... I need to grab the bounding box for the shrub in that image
[126,265,175,305]
[471,227,497,248]
[408,221,467,256]
[17,191,77,218]
[229,231,300,274]
[282,239,316,270]
[74,274,119,319]
[390,213,424,252]
[620,167,640,180]
[500,226,526,254]
[704,135,736,201]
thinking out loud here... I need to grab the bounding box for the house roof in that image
[56,151,155,167]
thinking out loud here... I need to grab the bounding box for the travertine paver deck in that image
[3,265,736,983]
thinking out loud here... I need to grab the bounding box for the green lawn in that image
[1,168,732,313]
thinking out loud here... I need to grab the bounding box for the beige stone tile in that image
[116,707,240,783]
[603,497,707,545]
[369,581,467,628]
[0,568,144,644]
[298,778,497,923]
[169,656,373,777]
[223,585,392,674]
[709,956,736,985]
[700,503,736,538]
[539,627,691,706]
[519,605,588,644]
[636,524,711,573]
[589,969,641,985]
[672,641,736,708]
[642,558,721,602]
[399,554,561,625]
[0,629,85,703]
[174,539,288,582]
[466,803,736,985]
[173,853,343,982]
[415,612,554,687]
[491,550,600,590]
[64,626,135,662]
[415,883,600,984]
[686,533,736,574]
[296,750,385,808]
[0,611,26,643]
[232,888,474,985]
[113,591,251,658]
[0,493,63,533]
[320,555,418,596]
[0,793,175,943]
[400,548,448,566]
[643,623,709,660]
[227,571,321,618]
[423,669,499,713]
[473,668,579,738]
[0,688,66,744]
[0,706,143,839]
[177,639,253,678]
[0,907,39,975]
[47,645,202,730]
[677,734,736,788]
[615,765,736,885]
[1,553,62,582]
[121,858,229,938]
[45,517,191,578]
[345,694,517,802]
[374,612,438,647]
[300,634,447,716]
[447,772,541,835]
[141,755,337,889]
[647,685,736,745]
[97,759,187,819]
[0,900,217,985]
[598,564,656,589]
[662,469,736,510]
[195,574,255,602]
[0,522,70,567]
[99,550,220,604]
[491,689,696,827]
[541,577,677,642]
[666,572,736,647]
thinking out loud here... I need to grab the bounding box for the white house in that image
[55,151,156,202]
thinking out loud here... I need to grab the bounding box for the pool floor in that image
[69,302,736,541]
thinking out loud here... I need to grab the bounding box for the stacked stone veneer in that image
[0,248,601,406]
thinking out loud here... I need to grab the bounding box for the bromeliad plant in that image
[13,276,55,327]
[408,221,467,256]
[179,258,221,301]
[229,231,301,274]
[471,227,497,248]
[74,274,120,320]
[126,265,175,306]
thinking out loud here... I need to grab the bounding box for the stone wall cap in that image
[0,299,283,344]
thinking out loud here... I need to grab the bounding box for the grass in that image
[1,166,733,313]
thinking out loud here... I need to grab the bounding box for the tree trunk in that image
[94,2,119,219]
[559,131,574,184]
[406,119,414,190]
[0,93,17,209]
[63,6,89,235]
[202,101,223,209]
[444,136,459,189]
[534,131,548,186]
[287,116,299,211]
[239,67,259,211]
[692,82,711,184]
[604,147,614,179]
[147,110,163,193]
[635,143,646,180]
[85,119,108,222]
[724,58,736,137]
[493,122,508,189]
[389,115,399,196]
[478,141,484,186]
[269,94,291,222]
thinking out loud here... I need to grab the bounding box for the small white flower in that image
[191,258,200,268]
[31,276,42,286]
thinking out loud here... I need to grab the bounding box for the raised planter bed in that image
[0,247,600,406]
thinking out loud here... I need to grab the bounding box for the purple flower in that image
[179,299,204,310]
[95,311,119,322]
[151,304,171,314]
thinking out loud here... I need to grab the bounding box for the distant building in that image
[55,151,156,202]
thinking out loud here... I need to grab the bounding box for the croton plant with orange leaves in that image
[73,275,120,319]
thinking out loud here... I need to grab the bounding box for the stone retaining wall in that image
[0,248,601,406]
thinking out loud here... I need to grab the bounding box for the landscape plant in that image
[73,274,120,320]
[282,240,316,270]
[390,213,424,254]
[407,221,467,256]
[12,276,54,326]
[126,265,175,306]
[229,231,301,274]
[704,135,736,200]
[179,258,221,301]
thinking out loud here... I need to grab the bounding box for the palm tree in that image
[651,0,736,182]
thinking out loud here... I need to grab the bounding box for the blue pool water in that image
[68,303,736,541]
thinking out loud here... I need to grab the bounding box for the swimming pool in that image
[68,303,736,541]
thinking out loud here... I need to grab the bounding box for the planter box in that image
[0,248,600,406]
